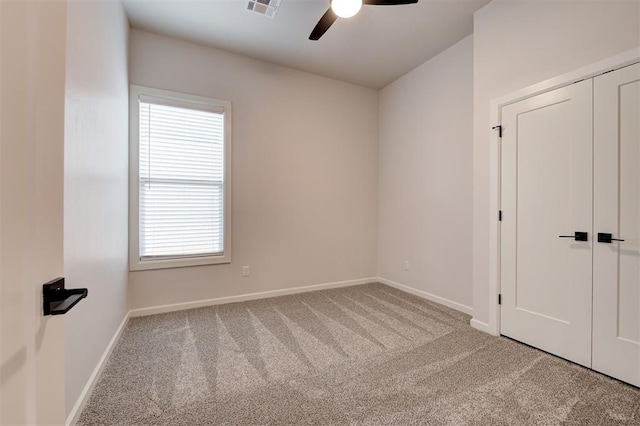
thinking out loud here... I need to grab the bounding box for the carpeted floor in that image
[78,283,640,425]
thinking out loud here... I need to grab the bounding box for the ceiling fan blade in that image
[309,8,338,40]
[363,0,418,4]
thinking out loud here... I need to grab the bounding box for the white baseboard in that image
[129,277,378,317]
[470,318,497,335]
[376,277,473,316]
[66,313,130,426]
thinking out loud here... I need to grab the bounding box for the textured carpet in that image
[78,283,640,425]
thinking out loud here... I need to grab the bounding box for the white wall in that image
[128,30,379,309]
[378,36,474,310]
[472,0,640,325]
[63,0,129,418]
[0,1,68,423]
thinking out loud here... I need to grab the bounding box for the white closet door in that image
[501,80,593,367]
[593,62,640,387]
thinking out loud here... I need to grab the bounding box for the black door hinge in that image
[498,210,502,221]
[492,125,503,138]
[498,294,502,305]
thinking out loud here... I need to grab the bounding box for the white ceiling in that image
[122,0,490,89]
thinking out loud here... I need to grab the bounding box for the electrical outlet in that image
[242,265,250,277]
[403,260,409,271]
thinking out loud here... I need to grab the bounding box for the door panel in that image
[1,1,68,424]
[593,62,640,387]
[501,80,593,368]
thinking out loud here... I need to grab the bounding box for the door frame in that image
[483,47,640,337]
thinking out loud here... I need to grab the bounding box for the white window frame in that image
[129,85,232,271]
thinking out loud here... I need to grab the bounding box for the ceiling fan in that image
[309,0,419,41]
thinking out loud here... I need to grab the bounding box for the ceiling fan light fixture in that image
[331,0,362,18]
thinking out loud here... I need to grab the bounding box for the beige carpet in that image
[78,283,640,425]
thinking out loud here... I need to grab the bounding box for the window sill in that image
[129,253,231,271]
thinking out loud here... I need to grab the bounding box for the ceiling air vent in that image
[247,0,281,18]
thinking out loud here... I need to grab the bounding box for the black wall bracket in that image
[43,277,87,316]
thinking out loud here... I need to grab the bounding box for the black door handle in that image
[558,231,588,241]
[597,233,624,243]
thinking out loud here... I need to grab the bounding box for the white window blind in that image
[138,99,225,260]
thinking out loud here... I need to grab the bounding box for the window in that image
[129,85,231,270]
